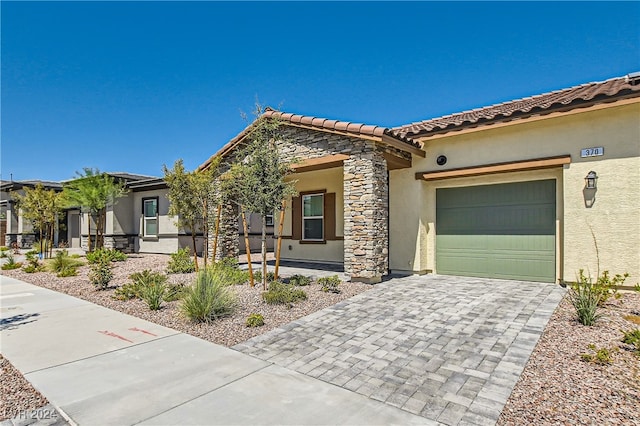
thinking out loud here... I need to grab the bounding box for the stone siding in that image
[210,125,399,282]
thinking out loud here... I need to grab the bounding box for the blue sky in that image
[2,1,639,182]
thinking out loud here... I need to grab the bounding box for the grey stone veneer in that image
[209,125,404,282]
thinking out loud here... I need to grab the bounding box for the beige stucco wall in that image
[281,166,345,263]
[390,101,640,282]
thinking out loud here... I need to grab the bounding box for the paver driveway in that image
[234,275,565,426]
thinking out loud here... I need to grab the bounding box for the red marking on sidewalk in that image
[128,327,158,337]
[98,330,134,343]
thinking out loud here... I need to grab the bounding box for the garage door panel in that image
[436,180,556,283]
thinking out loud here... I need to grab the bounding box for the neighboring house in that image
[1,180,65,248]
[1,174,271,255]
[203,73,640,284]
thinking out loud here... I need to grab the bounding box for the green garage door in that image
[436,180,556,282]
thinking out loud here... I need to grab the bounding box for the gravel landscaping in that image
[0,354,49,421]
[498,292,640,425]
[2,253,639,424]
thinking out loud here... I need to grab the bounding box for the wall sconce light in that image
[584,171,598,189]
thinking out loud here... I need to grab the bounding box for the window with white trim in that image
[302,193,323,240]
[143,198,158,237]
[265,214,274,226]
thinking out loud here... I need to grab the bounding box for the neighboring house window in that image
[265,214,274,226]
[302,193,324,240]
[143,197,158,237]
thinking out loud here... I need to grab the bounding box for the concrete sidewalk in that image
[0,276,433,425]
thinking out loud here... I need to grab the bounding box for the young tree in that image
[62,169,128,251]
[163,159,219,270]
[224,105,297,290]
[12,184,64,258]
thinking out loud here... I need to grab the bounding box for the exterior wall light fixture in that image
[584,171,598,189]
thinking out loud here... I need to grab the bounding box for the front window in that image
[143,198,158,237]
[302,193,323,240]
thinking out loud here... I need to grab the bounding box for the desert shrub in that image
[57,266,78,277]
[253,270,276,284]
[47,250,84,275]
[140,281,166,310]
[634,283,640,293]
[593,270,627,305]
[89,260,113,290]
[287,274,312,287]
[32,239,50,254]
[0,248,9,258]
[580,344,617,364]
[318,275,341,293]
[1,253,22,270]
[167,247,196,273]
[163,283,187,302]
[621,329,640,354]
[262,281,307,306]
[246,313,265,327]
[180,267,236,322]
[23,251,44,273]
[210,259,250,285]
[87,248,127,264]
[569,270,604,326]
[114,283,141,301]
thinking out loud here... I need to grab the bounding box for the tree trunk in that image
[274,200,286,280]
[261,214,267,291]
[87,212,92,252]
[49,223,54,259]
[191,220,199,272]
[203,199,208,268]
[241,210,254,287]
[212,204,221,262]
[38,223,43,257]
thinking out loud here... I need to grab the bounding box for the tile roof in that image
[262,109,420,148]
[200,109,422,170]
[392,73,640,139]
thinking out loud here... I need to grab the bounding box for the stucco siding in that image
[563,156,640,281]
[390,101,639,281]
[281,167,344,263]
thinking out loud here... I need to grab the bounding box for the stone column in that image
[343,145,388,283]
[210,200,239,261]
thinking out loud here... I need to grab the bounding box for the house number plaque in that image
[580,147,604,158]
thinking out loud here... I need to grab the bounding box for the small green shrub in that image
[180,267,236,322]
[86,248,127,264]
[318,275,341,293]
[114,283,141,301]
[569,270,604,326]
[0,248,9,258]
[580,344,617,364]
[167,247,196,273]
[141,281,166,310]
[621,329,640,354]
[253,270,276,284]
[287,274,312,286]
[89,260,113,290]
[262,281,307,305]
[594,270,627,305]
[246,313,265,327]
[23,251,44,273]
[1,253,22,270]
[635,283,640,293]
[210,260,250,285]
[163,283,187,302]
[47,250,84,274]
[129,270,167,286]
[57,266,78,277]
[32,239,50,254]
